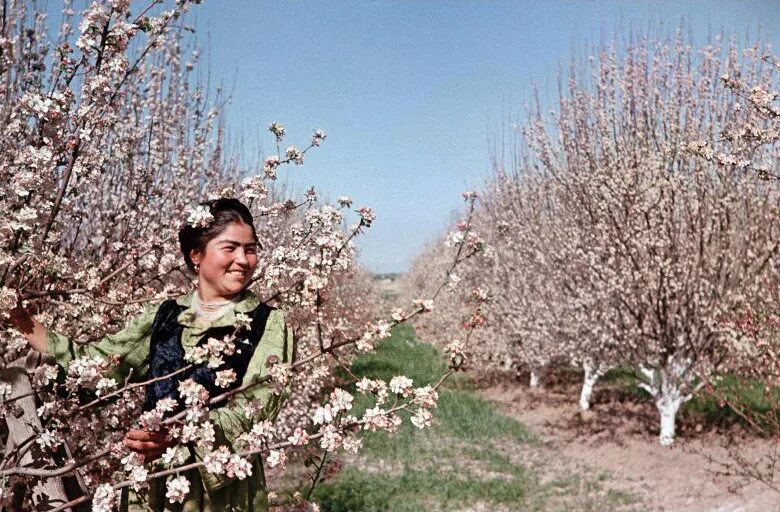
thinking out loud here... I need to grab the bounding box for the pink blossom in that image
[139,410,164,432]
[36,429,62,450]
[410,408,433,429]
[285,146,304,165]
[311,129,327,147]
[161,447,186,466]
[226,455,253,480]
[238,420,275,450]
[186,205,214,229]
[267,122,286,141]
[263,155,281,179]
[155,397,178,413]
[269,363,292,393]
[165,476,190,504]
[178,379,209,406]
[312,404,334,425]
[95,377,117,396]
[318,425,342,451]
[412,299,434,312]
[329,388,353,412]
[215,369,237,388]
[341,435,363,454]
[240,176,268,201]
[412,386,439,409]
[389,376,414,397]
[203,446,231,475]
[355,332,374,352]
[67,355,109,390]
[91,484,116,512]
[361,407,391,432]
[266,449,287,468]
[357,206,376,227]
[373,320,392,339]
[32,364,59,387]
[287,427,310,446]
[390,308,405,322]
[355,378,389,404]
[0,287,18,311]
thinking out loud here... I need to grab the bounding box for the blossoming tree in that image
[0,1,490,510]
[406,35,780,446]
[527,36,779,445]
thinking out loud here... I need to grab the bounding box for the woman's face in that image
[190,221,258,301]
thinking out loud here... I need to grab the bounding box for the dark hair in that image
[178,198,259,273]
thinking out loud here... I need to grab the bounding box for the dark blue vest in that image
[143,298,274,413]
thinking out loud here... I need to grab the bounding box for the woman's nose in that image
[234,248,249,265]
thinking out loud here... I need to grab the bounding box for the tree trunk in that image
[579,360,601,411]
[499,355,513,372]
[657,389,685,447]
[529,368,540,388]
[2,353,73,511]
[638,361,692,447]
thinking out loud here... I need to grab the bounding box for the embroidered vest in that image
[143,298,274,412]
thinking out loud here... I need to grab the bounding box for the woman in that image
[8,198,294,512]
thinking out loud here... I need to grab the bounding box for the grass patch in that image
[684,375,780,430]
[316,465,530,512]
[316,325,635,511]
[347,323,461,387]
[602,366,780,430]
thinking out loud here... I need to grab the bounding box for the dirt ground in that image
[480,375,780,512]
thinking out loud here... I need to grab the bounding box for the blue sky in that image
[108,2,780,272]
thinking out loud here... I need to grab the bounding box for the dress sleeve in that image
[198,309,296,492]
[46,304,159,384]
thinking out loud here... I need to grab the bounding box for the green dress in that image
[46,290,295,512]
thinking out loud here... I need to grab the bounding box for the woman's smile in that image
[226,269,249,279]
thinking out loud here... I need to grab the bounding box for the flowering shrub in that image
[0,1,488,510]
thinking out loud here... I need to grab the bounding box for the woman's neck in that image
[195,287,241,304]
[191,289,241,321]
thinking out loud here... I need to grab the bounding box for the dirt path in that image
[481,380,780,512]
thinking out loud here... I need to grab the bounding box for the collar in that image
[175,289,260,333]
[175,289,260,313]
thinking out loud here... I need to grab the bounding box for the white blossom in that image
[165,476,190,504]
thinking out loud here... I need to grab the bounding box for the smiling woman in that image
[192,223,258,300]
[180,199,260,302]
[8,198,295,512]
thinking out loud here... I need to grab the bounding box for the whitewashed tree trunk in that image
[499,354,514,372]
[657,391,685,447]
[529,368,540,388]
[579,359,605,411]
[637,359,695,447]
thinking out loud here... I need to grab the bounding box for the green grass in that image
[314,325,636,512]
[602,366,780,431]
[683,375,780,431]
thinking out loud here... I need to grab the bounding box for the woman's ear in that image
[189,249,202,266]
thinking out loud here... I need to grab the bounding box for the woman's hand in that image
[123,428,173,461]
[6,303,49,353]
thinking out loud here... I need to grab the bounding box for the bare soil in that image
[479,373,780,512]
